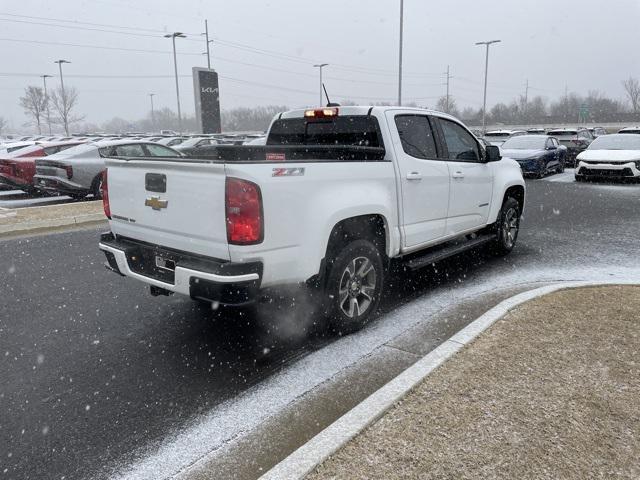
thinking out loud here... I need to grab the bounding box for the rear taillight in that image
[64,165,73,179]
[101,169,110,219]
[0,161,16,176]
[225,177,263,245]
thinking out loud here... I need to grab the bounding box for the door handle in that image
[406,172,422,180]
[452,171,465,179]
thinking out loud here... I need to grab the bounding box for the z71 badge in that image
[272,167,305,177]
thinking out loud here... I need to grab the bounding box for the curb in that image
[259,280,639,480]
[0,212,107,237]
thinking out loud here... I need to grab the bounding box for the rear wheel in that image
[91,173,104,200]
[489,197,521,256]
[324,239,384,335]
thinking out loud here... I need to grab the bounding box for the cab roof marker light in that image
[304,108,339,119]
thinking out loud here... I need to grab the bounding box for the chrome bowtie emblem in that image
[145,196,168,210]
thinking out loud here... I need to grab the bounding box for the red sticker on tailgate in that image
[266,152,286,161]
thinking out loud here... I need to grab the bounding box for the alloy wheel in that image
[338,256,377,319]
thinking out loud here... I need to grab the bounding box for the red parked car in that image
[0,141,85,194]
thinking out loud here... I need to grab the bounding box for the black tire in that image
[91,173,104,200]
[489,197,521,256]
[324,239,384,335]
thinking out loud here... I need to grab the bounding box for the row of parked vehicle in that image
[477,126,640,181]
[0,132,267,199]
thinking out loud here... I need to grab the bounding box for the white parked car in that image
[244,136,267,145]
[99,106,525,332]
[155,136,186,147]
[173,137,219,152]
[34,140,182,199]
[575,133,640,181]
[618,126,640,134]
[0,141,38,155]
[484,129,527,147]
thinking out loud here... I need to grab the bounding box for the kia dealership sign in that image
[192,67,221,133]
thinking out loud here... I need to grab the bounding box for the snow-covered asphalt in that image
[0,189,74,209]
[1,176,639,480]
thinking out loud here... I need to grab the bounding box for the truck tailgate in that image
[105,159,230,261]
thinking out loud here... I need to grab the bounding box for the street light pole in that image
[445,65,451,113]
[40,74,53,135]
[54,59,71,135]
[475,40,501,134]
[313,63,328,106]
[398,0,404,106]
[164,32,186,132]
[149,93,156,131]
[203,20,212,70]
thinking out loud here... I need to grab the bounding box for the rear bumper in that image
[0,173,30,189]
[98,232,262,305]
[33,175,88,195]
[575,161,640,178]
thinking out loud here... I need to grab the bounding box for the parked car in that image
[0,141,86,193]
[173,137,218,152]
[618,126,640,134]
[526,128,546,134]
[575,133,640,181]
[501,135,567,178]
[244,136,267,145]
[155,136,186,147]
[34,140,182,199]
[99,106,525,332]
[547,128,594,166]
[484,130,526,147]
[588,127,607,138]
[0,141,38,155]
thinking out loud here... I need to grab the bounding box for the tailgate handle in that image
[145,173,166,193]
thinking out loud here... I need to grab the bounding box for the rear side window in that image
[439,119,480,162]
[144,144,180,157]
[394,115,437,159]
[267,116,382,147]
[114,144,146,157]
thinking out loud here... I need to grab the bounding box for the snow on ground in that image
[110,262,640,480]
[0,193,73,209]
[545,169,575,183]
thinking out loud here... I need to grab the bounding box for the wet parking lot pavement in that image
[1,176,639,479]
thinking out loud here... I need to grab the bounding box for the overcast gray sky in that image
[1,0,639,130]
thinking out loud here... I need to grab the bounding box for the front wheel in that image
[324,239,384,335]
[490,197,521,256]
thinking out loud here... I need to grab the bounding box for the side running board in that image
[402,233,495,271]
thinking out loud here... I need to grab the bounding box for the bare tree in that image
[49,86,83,135]
[222,105,288,132]
[435,95,459,117]
[19,86,48,134]
[622,77,640,113]
[0,116,7,135]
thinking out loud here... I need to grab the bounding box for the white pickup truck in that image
[99,106,525,332]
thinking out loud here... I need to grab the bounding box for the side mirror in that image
[546,145,556,150]
[485,145,501,162]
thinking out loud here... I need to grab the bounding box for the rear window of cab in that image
[267,116,383,148]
